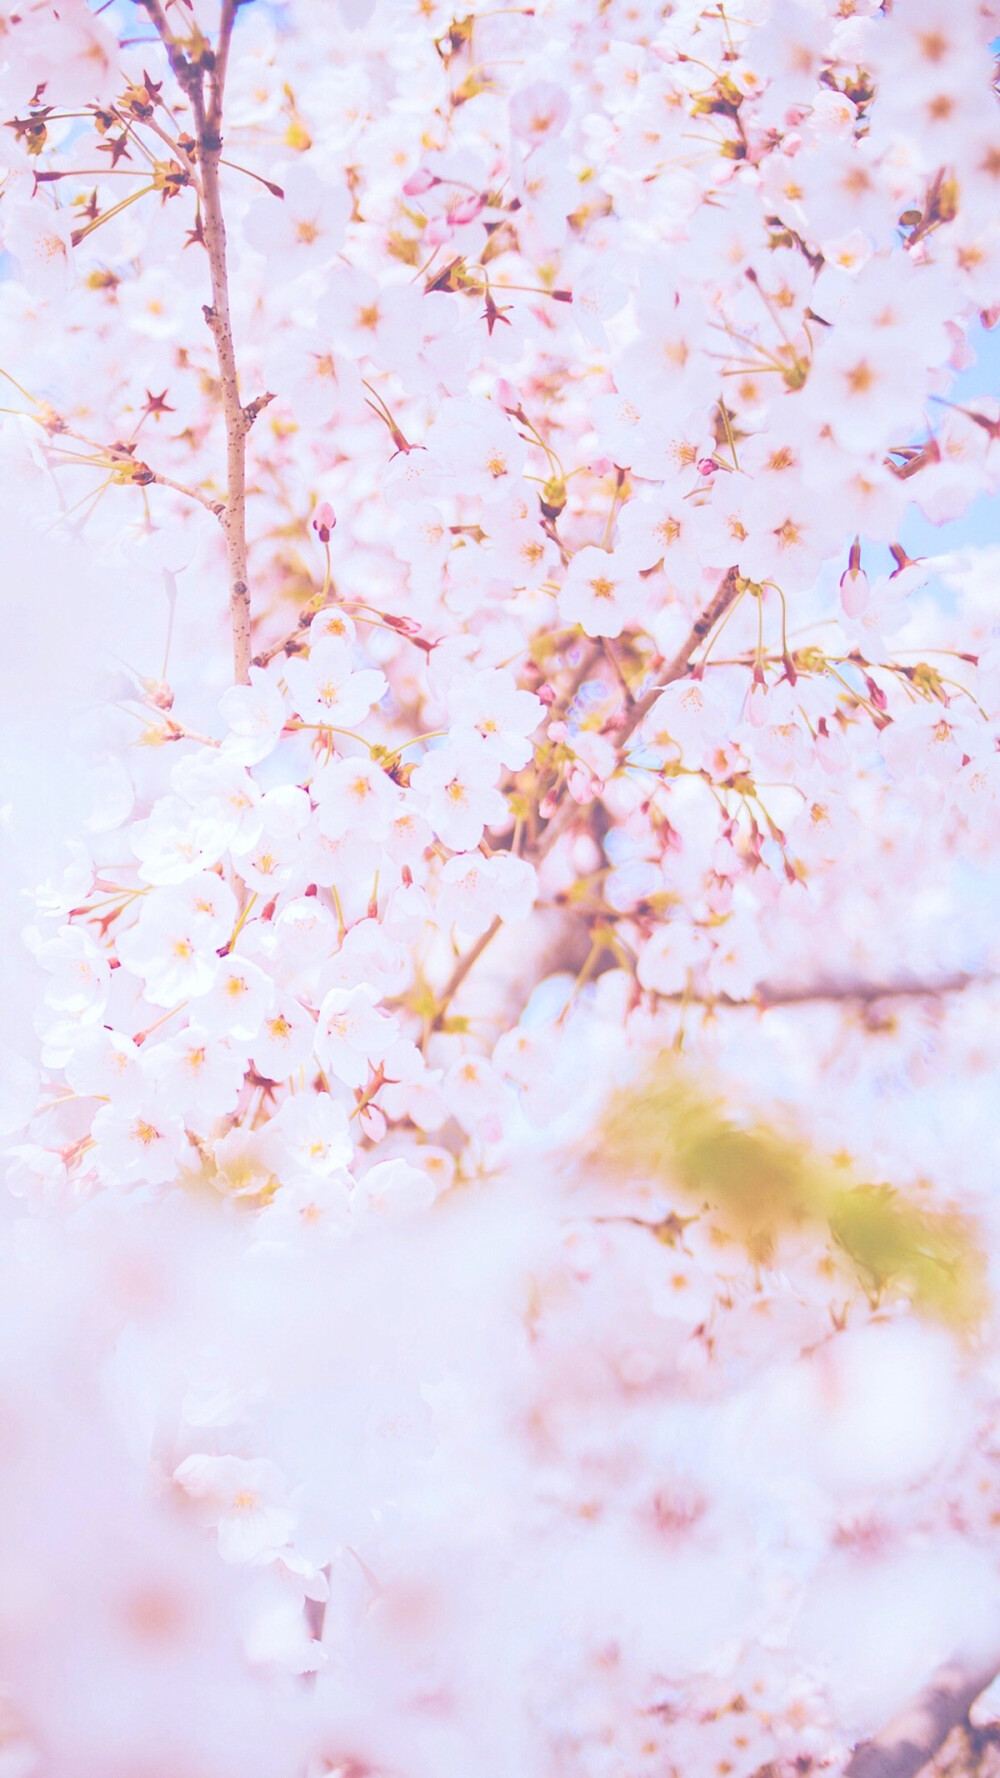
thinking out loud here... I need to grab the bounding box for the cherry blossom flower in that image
[243,164,350,274]
[558,544,642,639]
[284,637,387,730]
[251,997,317,1084]
[510,81,571,145]
[144,1025,246,1134]
[409,743,508,852]
[314,984,396,1089]
[116,876,237,1007]
[219,669,288,766]
[197,955,275,1043]
[314,754,399,842]
[32,924,109,1020]
[262,1092,354,1181]
[90,1091,191,1190]
[173,1456,298,1565]
[444,668,544,770]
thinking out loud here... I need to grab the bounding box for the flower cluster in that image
[1,0,1000,1772]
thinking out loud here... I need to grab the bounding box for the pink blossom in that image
[510,81,571,145]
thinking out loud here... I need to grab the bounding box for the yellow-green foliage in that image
[594,1063,988,1328]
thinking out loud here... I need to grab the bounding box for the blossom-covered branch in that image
[1,0,999,1772]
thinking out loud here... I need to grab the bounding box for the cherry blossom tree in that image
[1,0,1000,1773]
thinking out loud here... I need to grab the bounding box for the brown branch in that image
[429,915,503,1033]
[754,972,986,1009]
[212,0,241,109]
[637,972,989,1014]
[144,469,224,515]
[846,1656,1000,1778]
[425,572,746,1029]
[192,102,250,678]
[134,0,193,89]
[137,0,263,685]
[617,564,743,750]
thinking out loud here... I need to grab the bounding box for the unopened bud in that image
[839,566,869,617]
[539,476,567,519]
[536,681,556,706]
[423,217,452,248]
[403,167,437,196]
[312,501,336,543]
[359,1103,387,1143]
[449,193,485,224]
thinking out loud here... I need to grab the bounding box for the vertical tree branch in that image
[192,0,251,684]
[137,0,264,685]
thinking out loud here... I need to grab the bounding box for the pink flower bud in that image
[546,720,568,742]
[449,193,485,225]
[312,501,337,543]
[359,1103,387,1143]
[536,681,556,705]
[696,457,718,477]
[839,567,870,617]
[402,167,437,196]
[945,320,975,371]
[747,682,769,728]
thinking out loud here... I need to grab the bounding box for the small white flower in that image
[173,1455,297,1565]
[219,667,288,766]
[314,984,396,1089]
[409,742,508,852]
[251,996,316,1083]
[116,875,237,1007]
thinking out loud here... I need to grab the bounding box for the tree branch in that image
[846,1656,1000,1778]
[617,564,743,749]
[134,0,193,89]
[425,571,747,1028]
[627,972,989,1014]
[754,971,987,1010]
[136,0,263,684]
[429,915,503,1033]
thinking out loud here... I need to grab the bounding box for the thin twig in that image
[430,915,503,1033]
